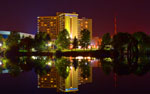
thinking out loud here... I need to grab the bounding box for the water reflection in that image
[38,57,93,92]
[1,55,150,92]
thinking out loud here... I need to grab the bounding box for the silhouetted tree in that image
[101,33,111,49]
[6,31,20,46]
[73,37,78,49]
[80,29,90,48]
[19,37,34,52]
[55,29,70,49]
[34,32,50,51]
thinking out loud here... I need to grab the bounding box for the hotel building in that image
[37,12,92,40]
[78,17,92,40]
[57,12,78,39]
[37,16,58,39]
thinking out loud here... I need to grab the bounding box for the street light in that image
[0,43,2,47]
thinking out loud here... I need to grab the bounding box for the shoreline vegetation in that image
[0,30,149,58]
[0,30,150,78]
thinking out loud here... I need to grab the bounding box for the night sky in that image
[0,0,150,37]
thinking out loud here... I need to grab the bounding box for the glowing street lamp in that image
[0,61,2,65]
[0,43,2,47]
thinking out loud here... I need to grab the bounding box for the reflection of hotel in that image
[38,62,93,92]
[37,12,92,40]
[38,67,58,88]
[78,67,92,85]
[38,66,79,92]
[58,66,79,92]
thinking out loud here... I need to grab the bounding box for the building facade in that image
[57,12,78,39]
[37,16,58,39]
[0,30,34,38]
[37,12,92,40]
[78,17,92,40]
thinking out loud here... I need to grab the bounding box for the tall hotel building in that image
[37,16,58,39]
[37,12,92,40]
[57,12,78,39]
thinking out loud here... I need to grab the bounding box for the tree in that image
[80,29,90,48]
[34,32,51,51]
[101,33,111,49]
[133,31,150,53]
[19,37,34,52]
[0,34,3,51]
[6,31,20,46]
[73,37,78,49]
[112,32,131,54]
[55,58,71,78]
[79,59,90,79]
[55,29,70,49]
[0,34,3,42]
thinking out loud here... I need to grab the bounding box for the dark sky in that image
[0,0,150,37]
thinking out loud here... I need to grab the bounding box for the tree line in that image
[0,29,91,55]
[101,31,150,55]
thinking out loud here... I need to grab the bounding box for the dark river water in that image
[0,56,150,94]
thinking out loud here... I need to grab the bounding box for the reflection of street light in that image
[78,46,81,49]
[0,43,2,47]
[0,61,2,65]
[47,61,52,66]
[47,42,51,47]
[32,56,37,59]
[88,45,91,49]
[70,66,73,69]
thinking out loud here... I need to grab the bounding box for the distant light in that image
[47,61,52,66]
[78,46,81,49]
[88,45,91,49]
[70,44,73,49]
[70,66,73,69]
[47,42,52,47]
[103,57,113,62]
[32,56,37,59]
[86,57,91,60]
[65,88,78,91]
[76,56,83,60]
[85,62,88,65]
[85,78,88,80]
[0,43,2,47]
[0,61,2,65]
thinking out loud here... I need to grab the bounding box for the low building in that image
[0,30,35,38]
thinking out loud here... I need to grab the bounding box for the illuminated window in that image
[85,21,88,24]
[44,24,47,26]
[38,20,40,22]
[50,22,54,26]
[80,23,83,26]
[51,80,54,83]
[41,22,44,26]
[85,25,88,28]
[44,78,47,80]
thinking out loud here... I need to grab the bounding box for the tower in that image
[114,15,117,35]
